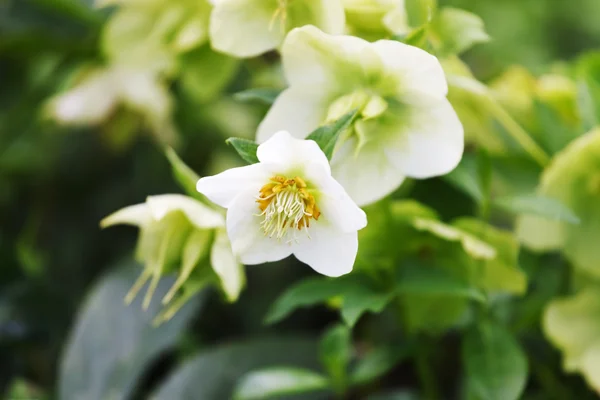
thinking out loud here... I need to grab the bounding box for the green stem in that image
[415,340,439,400]
[486,99,551,167]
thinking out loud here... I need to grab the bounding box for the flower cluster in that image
[99,1,464,318]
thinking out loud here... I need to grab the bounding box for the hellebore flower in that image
[196,131,367,276]
[257,26,464,206]
[208,0,345,58]
[101,194,244,321]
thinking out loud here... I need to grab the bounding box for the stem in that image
[392,299,440,400]
[486,99,550,167]
[415,341,439,400]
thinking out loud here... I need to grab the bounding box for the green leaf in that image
[393,26,429,49]
[152,337,320,400]
[543,288,600,392]
[320,324,351,393]
[265,275,391,327]
[233,88,282,105]
[226,137,260,164]
[396,263,486,302]
[340,287,393,327]
[453,218,527,295]
[463,321,528,400]
[350,344,409,386]
[165,147,201,199]
[443,154,485,204]
[306,110,358,160]
[430,7,490,56]
[233,367,329,400]
[494,194,580,224]
[58,262,204,400]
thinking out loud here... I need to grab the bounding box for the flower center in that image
[269,0,291,32]
[325,90,388,124]
[256,175,321,242]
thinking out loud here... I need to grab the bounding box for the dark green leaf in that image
[319,324,351,393]
[233,367,329,400]
[350,344,409,386]
[396,264,486,302]
[463,321,528,400]
[306,110,358,160]
[58,263,204,400]
[152,337,320,400]
[264,277,346,324]
[233,88,282,105]
[340,288,393,327]
[226,137,260,164]
[265,275,390,327]
[165,147,201,199]
[443,154,485,204]
[493,194,580,224]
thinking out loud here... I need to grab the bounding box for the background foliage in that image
[2,0,600,399]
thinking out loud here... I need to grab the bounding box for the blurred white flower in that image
[208,0,345,58]
[257,26,463,206]
[46,66,177,144]
[101,194,244,322]
[196,131,367,277]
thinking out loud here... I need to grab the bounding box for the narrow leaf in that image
[233,367,329,400]
[306,110,358,160]
[226,137,260,164]
[494,194,580,224]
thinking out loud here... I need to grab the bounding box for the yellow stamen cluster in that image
[256,175,321,241]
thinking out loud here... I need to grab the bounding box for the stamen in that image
[256,175,321,242]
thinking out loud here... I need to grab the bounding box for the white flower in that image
[196,131,367,277]
[101,194,245,320]
[257,26,464,206]
[208,0,345,58]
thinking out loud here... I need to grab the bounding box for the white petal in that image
[371,40,448,104]
[145,194,224,228]
[209,0,282,58]
[384,99,464,179]
[196,163,273,208]
[282,25,380,89]
[211,229,245,301]
[100,203,152,228]
[331,136,406,206]
[226,189,294,264]
[303,0,346,35]
[303,163,367,232]
[256,86,330,143]
[256,131,330,174]
[293,222,358,277]
[49,71,117,125]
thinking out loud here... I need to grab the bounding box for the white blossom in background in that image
[100,194,244,322]
[196,131,367,277]
[257,26,464,206]
[208,0,345,58]
[45,66,177,144]
[342,0,410,39]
